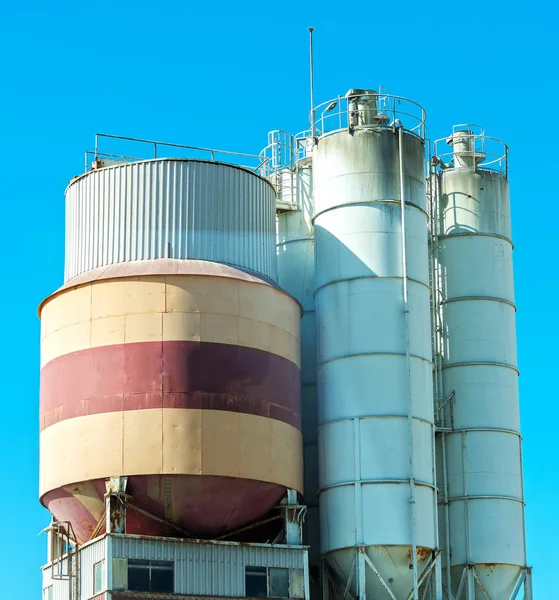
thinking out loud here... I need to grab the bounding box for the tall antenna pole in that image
[309,27,315,136]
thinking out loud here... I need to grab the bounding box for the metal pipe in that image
[523,569,533,600]
[397,122,419,600]
[441,433,452,599]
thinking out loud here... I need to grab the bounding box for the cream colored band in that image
[40,275,301,368]
[40,408,304,497]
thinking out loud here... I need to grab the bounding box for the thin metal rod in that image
[362,551,399,600]
[342,557,356,600]
[127,503,194,537]
[455,568,467,600]
[523,569,533,600]
[472,568,492,600]
[95,132,263,160]
[508,571,526,600]
[88,512,106,541]
[309,27,315,137]
[406,554,440,600]
[398,123,419,600]
[214,515,282,540]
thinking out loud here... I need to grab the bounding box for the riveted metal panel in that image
[313,126,436,600]
[436,163,527,600]
[65,159,277,282]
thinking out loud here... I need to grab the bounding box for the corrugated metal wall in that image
[41,538,106,600]
[80,538,107,599]
[65,159,277,282]
[110,536,306,596]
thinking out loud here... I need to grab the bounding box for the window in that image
[245,567,290,599]
[93,560,104,594]
[128,559,174,593]
[246,566,268,598]
[43,586,53,600]
[269,568,289,598]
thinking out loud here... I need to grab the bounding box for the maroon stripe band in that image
[40,341,301,431]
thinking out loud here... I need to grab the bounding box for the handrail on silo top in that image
[308,90,427,140]
[259,130,313,179]
[85,133,270,174]
[433,126,509,176]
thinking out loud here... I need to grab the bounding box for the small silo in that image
[268,131,321,581]
[39,157,304,546]
[432,128,529,599]
[313,90,437,599]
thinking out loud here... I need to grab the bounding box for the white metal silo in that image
[313,90,439,600]
[431,127,531,600]
[264,130,321,591]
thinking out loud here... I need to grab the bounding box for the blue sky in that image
[0,0,555,597]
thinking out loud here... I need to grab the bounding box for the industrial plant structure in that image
[38,88,531,600]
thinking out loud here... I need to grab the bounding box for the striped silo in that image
[39,159,303,545]
[433,128,528,599]
[313,91,437,600]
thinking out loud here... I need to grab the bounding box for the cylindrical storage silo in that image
[276,155,320,576]
[39,159,303,545]
[64,159,277,282]
[313,93,437,600]
[435,129,527,599]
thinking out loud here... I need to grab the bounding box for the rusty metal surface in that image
[42,475,289,545]
[40,340,302,431]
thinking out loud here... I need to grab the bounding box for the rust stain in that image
[407,546,431,564]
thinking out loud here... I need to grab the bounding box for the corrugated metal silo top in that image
[64,159,277,282]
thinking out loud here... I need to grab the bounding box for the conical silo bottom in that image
[41,475,288,544]
[450,564,523,600]
[327,546,434,600]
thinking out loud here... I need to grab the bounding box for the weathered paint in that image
[40,340,301,430]
[42,475,289,545]
[39,262,303,545]
[42,533,309,600]
[436,144,527,599]
[41,270,301,369]
[64,160,277,282]
[314,126,436,600]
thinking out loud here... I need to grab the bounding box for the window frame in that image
[93,560,105,594]
[245,566,292,599]
[127,558,174,594]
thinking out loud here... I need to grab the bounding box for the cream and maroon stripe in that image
[40,274,301,368]
[39,408,304,497]
[39,268,303,499]
[40,340,301,430]
[40,274,302,430]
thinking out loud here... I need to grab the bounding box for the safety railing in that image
[259,130,312,179]
[85,133,270,174]
[433,125,508,176]
[309,90,427,139]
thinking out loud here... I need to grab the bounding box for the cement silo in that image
[313,90,438,600]
[264,131,321,588]
[39,151,310,600]
[36,85,533,600]
[431,128,530,600]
